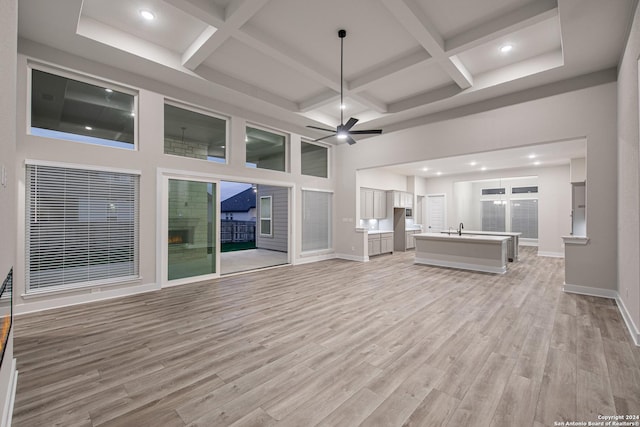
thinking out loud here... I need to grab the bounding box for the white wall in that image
[335,81,617,294]
[617,2,640,342]
[0,0,17,421]
[14,42,336,313]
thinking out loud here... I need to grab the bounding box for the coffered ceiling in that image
[17,0,636,142]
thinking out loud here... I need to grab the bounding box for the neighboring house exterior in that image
[220,188,256,221]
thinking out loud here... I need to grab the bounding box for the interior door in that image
[426,194,446,232]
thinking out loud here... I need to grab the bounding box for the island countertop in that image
[415,232,511,243]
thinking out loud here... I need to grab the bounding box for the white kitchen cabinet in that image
[373,190,386,218]
[361,188,387,219]
[405,230,416,249]
[391,191,414,208]
[380,233,394,253]
[368,232,393,256]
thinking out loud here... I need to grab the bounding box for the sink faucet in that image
[458,222,464,236]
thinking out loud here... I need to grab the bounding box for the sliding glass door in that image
[167,178,217,282]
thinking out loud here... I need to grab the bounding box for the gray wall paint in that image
[0,0,17,417]
[256,185,289,253]
[618,2,640,335]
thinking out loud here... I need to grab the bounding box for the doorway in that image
[426,194,446,232]
[220,181,289,275]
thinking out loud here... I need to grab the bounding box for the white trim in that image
[519,240,538,247]
[294,252,336,265]
[616,295,640,347]
[157,168,295,189]
[301,187,334,193]
[562,283,618,299]
[24,159,142,176]
[335,253,368,262]
[15,282,158,315]
[562,235,590,245]
[1,359,17,427]
[165,273,219,288]
[22,276,142,298]
[537,251,564,258]
[415,257,506,274]
[562,284,639,347]
[221,262,290,278]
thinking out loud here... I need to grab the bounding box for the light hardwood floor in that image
[12,248,640,426]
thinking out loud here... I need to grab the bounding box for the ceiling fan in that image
[307,29,382,145]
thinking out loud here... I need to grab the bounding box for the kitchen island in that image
[442,230,521,261]
[414,233,510,274]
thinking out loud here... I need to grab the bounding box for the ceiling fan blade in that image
[314,134,336,142]
[346,135,357,145]
[349,129,383,135]
[344,117,359,131]
[307,125,336,133]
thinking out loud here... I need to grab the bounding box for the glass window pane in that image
[260,196,272,218]
[301,142,328,178]
[31,69,135,149]
[168,180,216,280]
[246,126,286,172]
[260,219,271,235]
[164,104,226,162]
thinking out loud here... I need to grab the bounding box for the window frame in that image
[245,123,290,173]
[300,139,330,179]
[28,61,139,150]
[301,189,333,254]
[259,195,273,237]
[163,99,229,164]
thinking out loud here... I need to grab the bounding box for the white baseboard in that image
[415,257,506,274]
[295,253,337,265]
[563,284,639,347]
[1,359,17,427]
[616,295,640,347]
[15,282,159,315]
[562,283,618,299]
[537,251,564,258]
[335,253,368,262]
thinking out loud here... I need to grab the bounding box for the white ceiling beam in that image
[380,0,473,89]
[349,49,432,92]
[350,92,388,114]
[445,0,558,55]
[178,0,270,70]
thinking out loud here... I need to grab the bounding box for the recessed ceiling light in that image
[340,104,346,110]
[469,161,477,166]
[105,88,113,93]
[500,44,513,54]
[422,167,428,171]
[534,161,541,166]
[85,126,93,130]
[436,171,442,176]
[528,154,536,159]
[139,9,155,21]
[481,166,487,171]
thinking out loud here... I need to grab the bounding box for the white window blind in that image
[302,190,332,252]
[481,200,506,232]
[511,199,538,238]
[26,164,139,291]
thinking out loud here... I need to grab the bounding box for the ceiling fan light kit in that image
[307,29,383,145]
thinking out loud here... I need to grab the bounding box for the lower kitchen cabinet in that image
[368,232,394,256]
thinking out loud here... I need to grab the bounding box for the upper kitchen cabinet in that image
[391,191,414,208]
[361,188,387,219]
